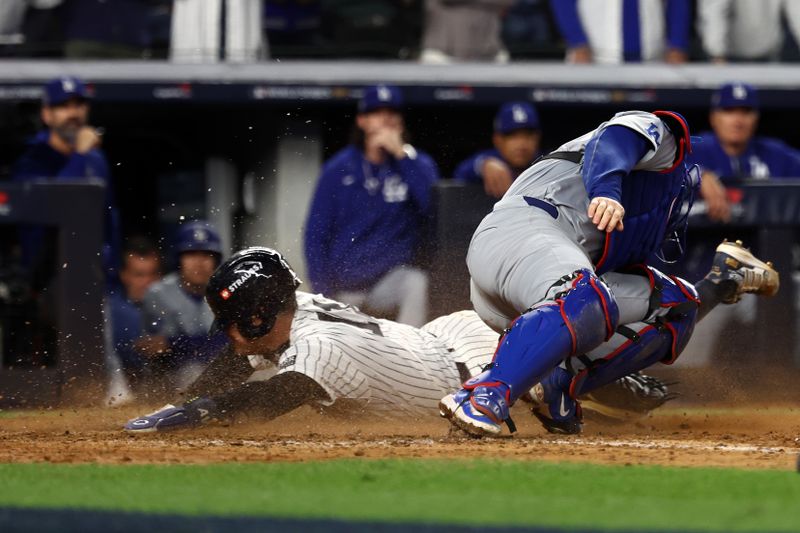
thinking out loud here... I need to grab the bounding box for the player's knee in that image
[545,268,620,355]
[633,265,700,362]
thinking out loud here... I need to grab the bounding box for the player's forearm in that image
[665,0,691,51]
[583,126,651,201]
[186,344,254,398]
[213,372,329,421]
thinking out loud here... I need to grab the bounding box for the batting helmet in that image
[174,220,223,256]
[206,247,302,340]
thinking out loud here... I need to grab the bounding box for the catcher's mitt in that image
[579,372,677,423]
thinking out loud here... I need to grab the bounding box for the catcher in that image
[125,247,682,433]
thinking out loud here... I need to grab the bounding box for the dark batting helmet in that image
[206,247,301,339]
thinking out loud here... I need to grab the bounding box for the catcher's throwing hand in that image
[588,196,625,232]
[124,397,218,433]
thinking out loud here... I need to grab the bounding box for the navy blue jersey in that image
[304,145,439,294]
[12,131,121,277]
[688,131,800,181]
[452,148,538,184]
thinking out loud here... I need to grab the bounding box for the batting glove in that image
[124,397,219,433]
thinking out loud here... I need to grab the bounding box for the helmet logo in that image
[226,261,269,295]
[220,288,231,300]
[193,229,208,242]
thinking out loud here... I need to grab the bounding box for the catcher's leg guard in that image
[567,266,699,399]
[439,269,619,436]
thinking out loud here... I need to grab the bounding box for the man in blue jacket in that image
[304,85,440,327]
[690,82,800,222]
[453,101,542,198]
[12,76,120,279]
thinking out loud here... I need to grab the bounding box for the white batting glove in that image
[588,196,625,232]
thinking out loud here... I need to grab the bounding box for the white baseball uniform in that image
[246,292,498,415]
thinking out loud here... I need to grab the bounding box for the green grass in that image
[1,460,799,531]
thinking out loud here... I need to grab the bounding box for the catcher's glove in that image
[124,397,219,433]
[579,372,677,424]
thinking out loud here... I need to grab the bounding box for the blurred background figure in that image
[12,76,120,280]
[61,0,156,59]
[420,0,514,63]
[170,0,266,62]
[0,0,62,57]
[104,237,162,406]
[453,101,542,198]
[550,0,690,64]
[691,82,800,223]
[304,84,440,327]
[696,0,784,63]
[138,220,228,395]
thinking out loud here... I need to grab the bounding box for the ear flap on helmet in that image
[653,110,692,173]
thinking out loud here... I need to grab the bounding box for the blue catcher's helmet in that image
[174,220,223,256]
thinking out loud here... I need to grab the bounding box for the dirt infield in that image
[1,401,799,470]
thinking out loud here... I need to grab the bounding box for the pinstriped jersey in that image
[246,292,498,414]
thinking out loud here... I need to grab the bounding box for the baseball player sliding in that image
[125,247,676,433]
[439,110,779,437]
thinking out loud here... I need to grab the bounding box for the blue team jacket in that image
[688,131,800,181]
[12,131,121,276]
[304,145,440,294]
[453,148,538,185]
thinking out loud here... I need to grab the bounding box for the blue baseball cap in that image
[43,76,90,106]
[494,102,540,134]
[712,82,759,110]
[358,84,403,114]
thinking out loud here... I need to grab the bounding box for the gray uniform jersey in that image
[467,111,680,332]
[246,292,498,414]
[141,273,215,337]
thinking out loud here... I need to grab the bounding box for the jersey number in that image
[313,299,384,337]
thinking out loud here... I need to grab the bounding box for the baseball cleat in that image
[580,372,678,423]
[530,367,582,435]
[706,239,779,304]
[439,385,510,437]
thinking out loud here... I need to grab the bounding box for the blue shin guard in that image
[441,270,618,436]
[468,269,619,403]
[568,267,699,398]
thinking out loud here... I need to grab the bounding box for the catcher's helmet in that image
[175,220,223,256]
[206,247,301,339]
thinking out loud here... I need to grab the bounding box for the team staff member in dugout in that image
[12,75,120,278]
[689,82,800,222]
[304,84,440,328]
[453,101,543,199]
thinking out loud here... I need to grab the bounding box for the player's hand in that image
[371,128,405,159]
[700,170,731,222]
[74,126,102,154]
[664,48,688,64]
[124,397,219,433]
[481,158,513,198]
[588,196,625,232]
[567,45,592,64]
